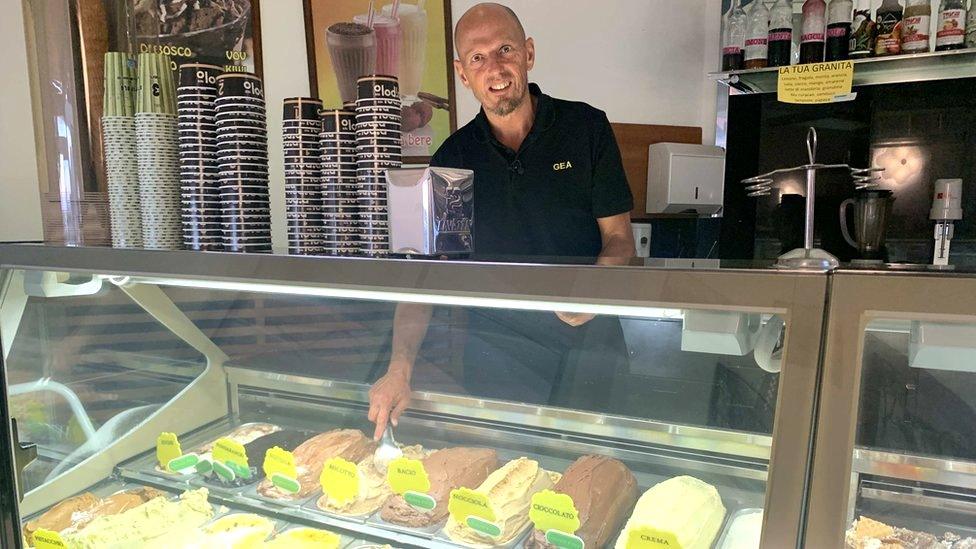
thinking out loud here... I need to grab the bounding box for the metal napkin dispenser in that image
[386,167,474,256]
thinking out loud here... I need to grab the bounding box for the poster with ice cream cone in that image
[304,0,456,162]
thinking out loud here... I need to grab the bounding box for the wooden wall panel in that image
[610,123,703,220]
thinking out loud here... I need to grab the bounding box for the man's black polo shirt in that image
[430,83,633,259]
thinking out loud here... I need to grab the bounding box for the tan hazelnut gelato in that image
[446,457,559,547]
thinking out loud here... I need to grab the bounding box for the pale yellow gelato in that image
[317,444,427,516]
[445,457,559,548]
[263,527,343,548]
[613,476,726,549]
[64,488,214,548]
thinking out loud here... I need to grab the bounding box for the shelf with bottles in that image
[713,0,976,94]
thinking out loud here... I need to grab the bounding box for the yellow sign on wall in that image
[777,61,855,104]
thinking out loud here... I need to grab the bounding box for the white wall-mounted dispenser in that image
[646,143,726,216]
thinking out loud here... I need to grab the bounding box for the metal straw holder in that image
[741,127,884,270]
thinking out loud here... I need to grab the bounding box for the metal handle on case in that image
[839,198,858,248]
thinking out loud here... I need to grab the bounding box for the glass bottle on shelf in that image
[901,0,932,53]
[801,0,829,63]
[826,0,854,60]
[967,0,976,47]
[745,0,770,69]
[768,0,795,66]
[850,0,877,58]
[874,0,904,56]
[936,0,968,50]
[722,0,748,71]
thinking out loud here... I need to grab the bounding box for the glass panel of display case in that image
[847,317,976,544]
[3,269,206,494]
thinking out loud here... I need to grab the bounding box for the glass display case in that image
[806,268,976,548]
[0,245,829,548]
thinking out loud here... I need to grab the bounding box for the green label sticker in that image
[387,457,431,495]
[626,527,681,549]
[271,473,301,494]
[546,529,585,549]
[404,490,436,511]
[167,453,199,473]
[156,432,182,471]
[530,490,581,535]
[193,457,213,475]
[213,460,236,482]
[32,529,67,549]
[466,516,502,538]
[226,460,251,480]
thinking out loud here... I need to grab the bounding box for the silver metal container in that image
[386,167,474,256]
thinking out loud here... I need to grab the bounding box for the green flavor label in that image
[546,529,585,549]
[466,516,502,538]
[194,458,213,475]
[213,460,236,482]
[271,473,301,494]
[168,453,199,473]
[404,490,436,511]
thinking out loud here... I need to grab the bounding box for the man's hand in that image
[556,311,596,327]
[368,369,412,440]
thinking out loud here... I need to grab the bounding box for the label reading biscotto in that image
[32,529,67,549]
[625,526,680,549]
[449,488,500,538]
[320,457,360,504]
[156,432,183,471]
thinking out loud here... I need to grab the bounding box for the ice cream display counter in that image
[807,268,976,548]
[0,246,830,548]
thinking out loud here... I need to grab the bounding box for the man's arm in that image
[367,302,432,440]
[556,213,636,327]
[597,212,636,261]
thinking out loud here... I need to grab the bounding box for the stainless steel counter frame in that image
[805,269,976,547]
[0,245,829,549]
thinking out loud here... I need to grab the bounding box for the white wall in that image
[448,0,723,145]
[0,1,44,242]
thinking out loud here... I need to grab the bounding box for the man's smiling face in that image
[453,4,535,117]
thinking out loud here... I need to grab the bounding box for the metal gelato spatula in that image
[374,425,403,474]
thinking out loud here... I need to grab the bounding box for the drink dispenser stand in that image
[741,127,885,270]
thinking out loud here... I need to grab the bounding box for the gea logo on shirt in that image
[553,161,574,171]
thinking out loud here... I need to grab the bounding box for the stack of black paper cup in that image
[320,108,360,256]
[355,75,402,256]
[177,62,222,251]
[215,73,271,253]
[283,97,325,256]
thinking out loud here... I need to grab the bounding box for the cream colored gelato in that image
[719,510,763,549]
[64,488,214,548]
[614,476,726,549]
[446,457,559,547]
[256,429,375,500]
[317,444,427,516]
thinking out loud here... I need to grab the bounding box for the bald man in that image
[367,3,634,439]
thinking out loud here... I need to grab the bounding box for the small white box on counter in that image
[386,167,474,256]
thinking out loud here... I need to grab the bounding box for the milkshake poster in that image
[305,0,457,161]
